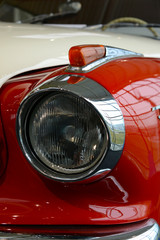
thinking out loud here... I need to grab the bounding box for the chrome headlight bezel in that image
[16,75,125,182]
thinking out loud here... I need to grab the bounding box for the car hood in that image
[1,22,160,87]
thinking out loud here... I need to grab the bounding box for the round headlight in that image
[17,75,125,182]
[28,91,109,176]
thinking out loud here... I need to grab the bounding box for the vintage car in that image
[0,0,160,239]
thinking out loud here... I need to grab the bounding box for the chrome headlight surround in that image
[17,75,125,182]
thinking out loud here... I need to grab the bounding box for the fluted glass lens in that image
[28,92,108,174]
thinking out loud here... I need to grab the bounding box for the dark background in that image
[1,0,160,24]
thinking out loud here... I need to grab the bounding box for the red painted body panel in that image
[0,58,160,228]
[0,114,7,177]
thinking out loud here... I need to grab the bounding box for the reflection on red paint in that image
[89,203,148,221]
[106,208,124,219]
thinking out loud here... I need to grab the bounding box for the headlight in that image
[17,75,125,182]
[28,91,108,175]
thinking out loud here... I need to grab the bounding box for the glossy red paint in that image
[0,58,160,228]
[0,114,7,177]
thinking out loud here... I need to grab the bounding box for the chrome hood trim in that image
[67,46,142,73]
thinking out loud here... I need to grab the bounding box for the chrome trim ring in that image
[17,75,125,182]
[0,219,159,239]
[66,46,143,73]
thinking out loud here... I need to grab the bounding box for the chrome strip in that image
[0,219,159,239]
[17,75,125,182]
[152,105,160,111]
[66,46,143,73]
[152,105,160,119]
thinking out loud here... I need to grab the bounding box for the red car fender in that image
[0,57,160,227]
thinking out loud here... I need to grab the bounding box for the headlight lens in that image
[28,92,108,175]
